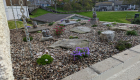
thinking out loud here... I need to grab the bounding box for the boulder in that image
[100,30,115,42]
[40,36,53,41]
[110,26,133,31]
[103,22,111,25]
[70,26,91,33]
[48,39,89,49]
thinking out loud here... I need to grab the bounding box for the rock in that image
[100,30,115,42]
[90,18,99,25]
[103,22,111,25]
[48,39,89,49]
[39,36,53,41]
[70,26,91,33]
[110,26,133,31]
[58,21,78,26]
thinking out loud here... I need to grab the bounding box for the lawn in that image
[47,6,67,12]
[77,11,140,23]
[8,21,32,29]
[30,8,51,18]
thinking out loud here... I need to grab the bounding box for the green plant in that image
[112,22,117,25]
[126,30,138,36]
[69,36,78,39]
[26,18,32,23]
[81,23,86,25]
[131,18,140,24]
[91,25,97,27]
[23,37,33,42]
[70,17,74,19]
[115,40,132,51]
[48,22,55,26]
[98,31,102,35]
[76,19,81,21]
[59,24,65,26]
[37,54,53,65]
[37,31,41,33]
[54,25,65,36]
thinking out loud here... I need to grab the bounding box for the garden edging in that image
[62,45,140,80]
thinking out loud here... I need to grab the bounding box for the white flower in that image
[45,59,48,61]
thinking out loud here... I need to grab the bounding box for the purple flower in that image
[27,26,31,28]
[88,19,91,21]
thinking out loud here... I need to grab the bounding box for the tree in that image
[63,3,72,11]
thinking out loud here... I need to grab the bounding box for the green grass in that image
[47,6,67,12]
[76,11,140,23]
[30,8,51,18]
[8,21,32,29]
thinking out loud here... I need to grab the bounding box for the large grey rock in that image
[100,30,115,41]
[70,26,91,33]
[58,21,78,26]
[103,22,111,25]
[90,18,99,25]
[40,36,53,41]
[110,26,133,31]
[48,39,89,49]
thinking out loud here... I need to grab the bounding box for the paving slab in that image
[62,67,99,80]
[129,45,140,53]
[112,50,140,69]
[25,26,48,33]
[70,26,91,33]
[48,39,89,49]
[58,21,78,25]
[90,57,123,80]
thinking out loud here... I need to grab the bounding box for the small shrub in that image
[98,31,102,35]
[91,25,97,27]
[70,17,74,19]
[126,30,138,36]
[37,54,53,65]
[69,36,78,39]
[131,18,140,24]
[53,25,65,36]
[23,37,33,42]
[48,22,54,26]
[106,24,113,27]
[37,31,41,33]
[115,40,132,51]
[81,23,86,25]
[70,47,90,60]
[76,19,81,21]
[59,24,65,26]
[26,18,32,23]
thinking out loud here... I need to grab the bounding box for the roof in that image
[95,2,113,6]
[31,13,73,22]
[115,1,123,5]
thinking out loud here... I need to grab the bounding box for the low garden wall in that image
[0,0,14,80]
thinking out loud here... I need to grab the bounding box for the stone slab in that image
[129,45,140,53]
[112,50,140,69]
[110,26,133,31]
[103,22,111,25]
[48,39,89,49]
[62,67,99,80]
[90,57,123,80]
[58,21,78,25]
[25,26,48,33]
[70,26,91,33]
[39,36,53,41]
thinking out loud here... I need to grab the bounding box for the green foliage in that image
[70,17,74,19]
[37,31,41,33]
[116,40,132,51]
[91,25,97,27]
[76,19,81,21]
[48,22,55,26]
[23,37,33,42]
[126,30,138,36]
[112,22,117,25]
[81,23,86,25]
[69,36,78,39]
[59,24,65,26]
[37,54,53,65]
[98,31,102,35]
[131,18,140,24]
[63,3,72,11]
[26,18,32,23]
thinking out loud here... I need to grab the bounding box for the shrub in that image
[81,23,86,25]
[98,31,101,34]
[23,37,33,42]
[91,25,97,27]
[115,40,132,51]
[131,18,140,24]
[126,30,138,36]
[26,18,32,23]
[37,31,41,33]
[70,47,90,60]
[48,22,54,26]
[59,24,65,26]
[37,54,53,65]
[54,25,65,36]
[76,19,81,21]
[69,36,78,39]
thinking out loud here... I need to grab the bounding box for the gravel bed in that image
[10,21,140,80]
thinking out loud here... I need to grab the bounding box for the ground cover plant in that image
[69,36,78,39]
[98,31,102,35]
[91,24,97,27]
[23,36,33,42]
[76,19,81,21]
[131,17,140,24]
[81,23,86,25]
[48,22,55,26]
[126,30,138,36]
[37,54,53,65]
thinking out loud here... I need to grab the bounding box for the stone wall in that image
[0,0,14,80]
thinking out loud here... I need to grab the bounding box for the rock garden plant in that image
[81,23,86,25]
[48,22,55,26]
[126,30,138,36]
[70,47,90,61]
[91,25,97,27]
[76,19,81,22]
[54,25,65,36]
[23,36,33,42]
[69,36,78,39]
[98,31,102,35]
[37,54,53,65]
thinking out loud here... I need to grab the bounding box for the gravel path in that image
[10,21,140,80]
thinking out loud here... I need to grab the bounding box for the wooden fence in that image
[6,0,27,6]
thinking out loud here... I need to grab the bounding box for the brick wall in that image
[0,0,14,80]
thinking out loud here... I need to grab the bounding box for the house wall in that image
[0,0,14,80]
[5,6,29,20]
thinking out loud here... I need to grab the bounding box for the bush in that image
[53,25,65,36]
[37,31,41,33]
[48,22,54,26]
[23,37,33,42]
[126,30,138,36]
[91,25,97,27]
[26,18,32,23]
[115,40,132,51]
[69,36,78,39]
[98,31,102,35]
[81,23,86,25]
[37,54,53,65]
[76,19,81,21]
[131,18,140,24]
